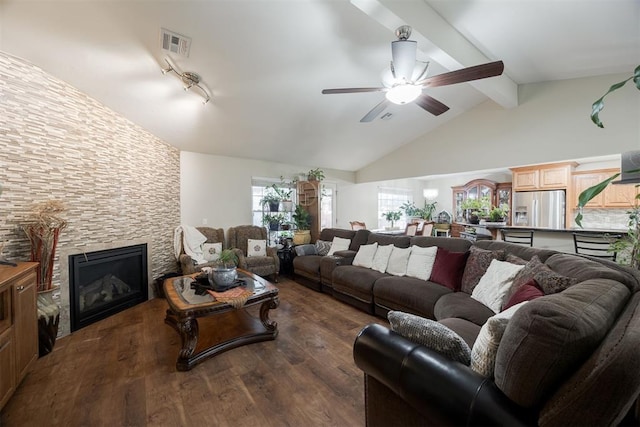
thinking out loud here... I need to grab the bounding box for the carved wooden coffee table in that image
[163,269,279,371]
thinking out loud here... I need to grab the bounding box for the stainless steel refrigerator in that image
[512,190,566,229]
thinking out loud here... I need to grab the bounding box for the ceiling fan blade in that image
[391,39,417,82]
[419,60,504,88]
[360,99,390,123]
[322,87,386,94]
[415,94,450,116]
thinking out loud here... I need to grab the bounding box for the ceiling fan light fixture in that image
[385,84,421,105]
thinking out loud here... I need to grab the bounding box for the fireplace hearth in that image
[69,244,148,332]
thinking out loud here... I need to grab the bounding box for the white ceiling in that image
[1,0,638,172]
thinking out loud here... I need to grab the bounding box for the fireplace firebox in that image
[69,244,148,332]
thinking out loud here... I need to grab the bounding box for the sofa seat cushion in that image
[373,276,452,320]
[245,255,274,268]
[434,292,496,326]
[333,265,387,303]
[494,278,631,408]
[437,317,482,349]
[293,254,323,279]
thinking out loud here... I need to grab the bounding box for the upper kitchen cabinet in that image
[573,169,639,208]
[511,162,577,191]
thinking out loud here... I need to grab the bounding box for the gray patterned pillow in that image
[388,311,471,365]
[315,240,332,256]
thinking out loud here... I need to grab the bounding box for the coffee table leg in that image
[260,295,279,332]
[165,310,199,371]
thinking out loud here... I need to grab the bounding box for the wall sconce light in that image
[161,58,211,105]
[423,188,439,200]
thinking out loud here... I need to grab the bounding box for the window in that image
[320,183,336,230]
[378,187,412,229]
[251,177,296,230]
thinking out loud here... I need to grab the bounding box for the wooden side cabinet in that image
[0,262,38,410]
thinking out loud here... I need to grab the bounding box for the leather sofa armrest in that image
[353,323,535,427]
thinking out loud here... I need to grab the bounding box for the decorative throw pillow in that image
[386,246,412,277]
[352,243,378,269]
[502,279,544,310]
[202,242,222,262]
[429,248,470,291]
[461,246,507,294]
[388,311,471,365]
[406,245,438,281]
[327,237,351,256]
[470,301,528,377]
[502,256,547,306]
[471,259,525,313]
[372,244,394,273]
[534,269,578,294]
[247,239,266,257]
[315,240,332,256]
[294,244,317,256]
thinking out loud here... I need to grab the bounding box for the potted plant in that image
[292,204,312,244]
[460,198,486,224]
[260,190,281,212]
[263,213,284,231]
[307,168,325,181]
[576,65,640,268]
[399,201,420,220]
[272,177,294,211]
[210,248,239,290]
[382,211,402,229]
[22,199,67,356]
[488,205,509,223]
[419,201,438,221]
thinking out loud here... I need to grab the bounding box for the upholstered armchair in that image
[227,225,279,282]
[177,227,225,275]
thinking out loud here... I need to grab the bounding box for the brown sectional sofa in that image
[292,228,370,292]
[292,229,640,424]
[350,239,640,426]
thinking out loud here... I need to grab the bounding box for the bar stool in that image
[573,232,622,261]
[500,229,534,247]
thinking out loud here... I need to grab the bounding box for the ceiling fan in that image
[322,25,504,122]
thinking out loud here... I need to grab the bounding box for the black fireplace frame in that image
[69,244,148,332]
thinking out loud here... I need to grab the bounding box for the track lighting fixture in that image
[161,58,211,105]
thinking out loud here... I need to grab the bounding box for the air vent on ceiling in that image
[161,28,191,57]
[380,112,393,120]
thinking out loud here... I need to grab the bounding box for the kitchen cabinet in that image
[573,169,638,208]
[0,263,38,410]
[511,162,577,191]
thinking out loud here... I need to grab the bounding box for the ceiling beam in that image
[350,0,518,108]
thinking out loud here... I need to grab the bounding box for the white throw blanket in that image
[174,225,208,265]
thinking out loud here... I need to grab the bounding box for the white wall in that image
[356,73,640,183]
[180,152,355,230]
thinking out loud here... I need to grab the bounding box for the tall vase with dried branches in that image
[23,200,67,356]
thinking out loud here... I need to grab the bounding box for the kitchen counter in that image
[456,222,627,235]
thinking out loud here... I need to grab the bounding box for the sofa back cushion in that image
[545,253,640,292]
[368,233,411,248]
[351,229,372,251]
[474,240,558,263]
[410,236,472,253]
[494,278,631,408]
[319,228,356,243]
[539,291,640,425]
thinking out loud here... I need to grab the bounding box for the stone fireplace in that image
[69,244,148,332]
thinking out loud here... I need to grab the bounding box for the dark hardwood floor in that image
[1,277,387,426]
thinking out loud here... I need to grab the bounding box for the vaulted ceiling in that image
[1,0,638,172]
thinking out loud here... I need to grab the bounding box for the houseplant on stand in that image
[22,200,67,356]
[260,191,281,212]
[292,204,312,244]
